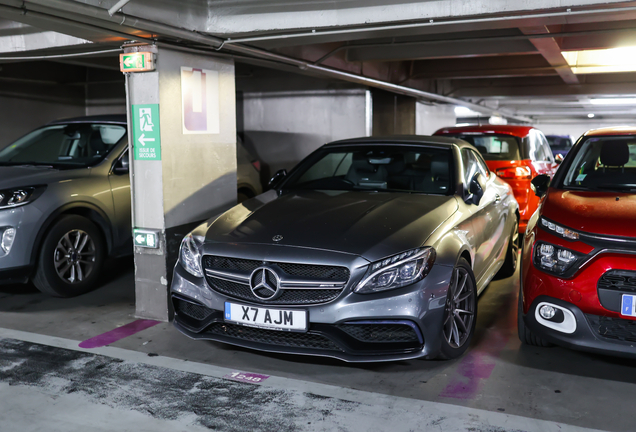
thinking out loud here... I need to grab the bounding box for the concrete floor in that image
[0,257,633,431]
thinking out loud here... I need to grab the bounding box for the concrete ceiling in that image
[2,0,636,125]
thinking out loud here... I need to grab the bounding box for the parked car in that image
[0,115,261,297]
[170,136,519,362]
[434,125,557,234]
[546,134,575,158]
[519,127,636,358]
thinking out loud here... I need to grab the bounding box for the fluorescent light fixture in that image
[455,106,480,117]
[455,123,471,127]
[587,113,595,118]
[589,98,636,105]
[489,115,507,125]
[562,46,636,74]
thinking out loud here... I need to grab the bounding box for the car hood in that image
[0,165,86,189]
[543,189,636,238]
[202,189,458,261]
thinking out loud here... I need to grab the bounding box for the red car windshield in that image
[446,134,521,161]
[562,136,636,193]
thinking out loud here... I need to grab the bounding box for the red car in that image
[519,126,636,357]
[434,125,557,233]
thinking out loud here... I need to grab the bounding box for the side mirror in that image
[112,152,129,175]
[555,154,564,165]
[531,174,550,197]
[268,169,287,189]
[467,172,485,205]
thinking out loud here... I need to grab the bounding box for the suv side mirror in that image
[531,174,550,197]
[268,169,287,189]
[112,152,129,175]
[555,154,564,165]
[467,172,485,205]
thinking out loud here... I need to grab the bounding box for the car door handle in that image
[494,194,501,203]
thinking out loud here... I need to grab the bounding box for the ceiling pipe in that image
[108,0,132,16]
[4,0,534,121]
[224,5,636,45]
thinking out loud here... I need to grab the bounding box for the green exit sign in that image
[134,229,158,248]
[120,52,155,73]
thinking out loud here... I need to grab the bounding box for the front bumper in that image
[170,261,452,362]
[0,206,43,275]
[524,296,636,359]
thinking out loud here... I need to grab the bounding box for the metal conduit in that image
[0,0,542,121]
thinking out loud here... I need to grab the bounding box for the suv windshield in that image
[562,136,636,192]
[0,123,126,168]
[547,135,573,150]
[284,146,452,195]
[448,134,521,161]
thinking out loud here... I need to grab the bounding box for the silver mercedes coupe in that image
[170,136,519,361]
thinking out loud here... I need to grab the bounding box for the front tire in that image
[517,286,552,347]
[33,215,105,297]
[496,218,519,279]
[438,258,478,359]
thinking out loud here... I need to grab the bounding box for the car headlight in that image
[0,186,43,209]
[533,242,584,275]
[539,217,579,240]
[179,233,204,278]
[355,247,436,294]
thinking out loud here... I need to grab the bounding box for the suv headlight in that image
[179,233,204,278]
[0,186,43,209]
[539,217,579,240]
[355,247,436,294]
[533,242,584,275]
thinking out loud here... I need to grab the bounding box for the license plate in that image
[224,302,307,332]
[621,294,636,317]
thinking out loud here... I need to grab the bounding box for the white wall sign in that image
[180,66,220,134]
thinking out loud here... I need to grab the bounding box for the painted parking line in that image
[0,327,604,432]
[78,319,160,348]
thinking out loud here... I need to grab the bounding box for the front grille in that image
[207,277,343,305]
[336,323,420,343]
[598,270,636,293]
[174,297,213,321]
[587,314,636,343]
[277,263,349,280]
[202,255,350,305]
[203,256,261,273]
[205,322,343,351]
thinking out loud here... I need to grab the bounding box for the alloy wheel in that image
[443,266,476,349]
[53,229,96,284]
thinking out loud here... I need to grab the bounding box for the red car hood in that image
[543,189,636,238]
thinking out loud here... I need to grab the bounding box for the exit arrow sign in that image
[133,229,158,248]
[120,52,155,73]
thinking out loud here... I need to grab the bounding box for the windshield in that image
[547,136,573,150]
[448,134,521,161]
[562,136,636,192]
[284,146,452,195]
[0,123,126,168]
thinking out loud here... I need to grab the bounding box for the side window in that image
[472,150,490,178]
[461,148,479,187]
[538,132,554,162]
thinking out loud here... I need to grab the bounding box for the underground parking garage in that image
[1,1,636,431]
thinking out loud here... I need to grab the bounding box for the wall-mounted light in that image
[589,98,636,105]
[587,113,595,118]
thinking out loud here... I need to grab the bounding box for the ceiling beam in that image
[520,25,579,85]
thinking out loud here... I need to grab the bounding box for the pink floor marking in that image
[78,319,160,349]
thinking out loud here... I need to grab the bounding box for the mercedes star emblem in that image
[249,267,280,300]
[272,235,283,242]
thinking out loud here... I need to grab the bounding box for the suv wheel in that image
[517,286,553,347]
[33,215,105,297]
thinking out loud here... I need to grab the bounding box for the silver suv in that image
[0,115,261,297]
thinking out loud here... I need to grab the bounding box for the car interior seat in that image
[345,153,388,189]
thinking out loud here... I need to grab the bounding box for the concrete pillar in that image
[125,45,237,321]
[371,89,416,136]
